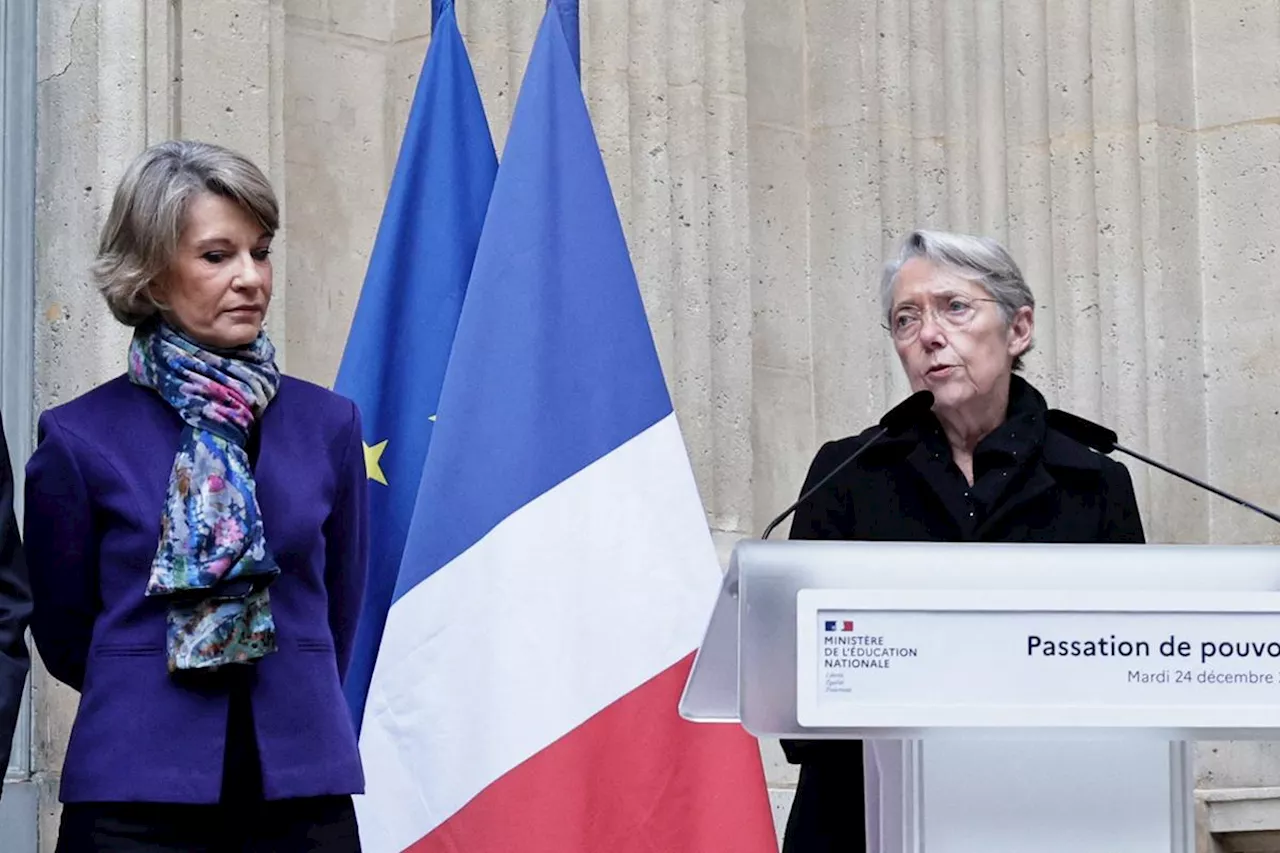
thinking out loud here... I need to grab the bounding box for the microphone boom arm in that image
[760,426,888,540]
[1115,442,1280,525]
[760,390,935,540]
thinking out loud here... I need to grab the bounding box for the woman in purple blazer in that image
[24,140,368,852]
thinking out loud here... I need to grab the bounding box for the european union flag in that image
[335,0,496,731]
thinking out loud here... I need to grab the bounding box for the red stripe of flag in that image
[409,654,777,853]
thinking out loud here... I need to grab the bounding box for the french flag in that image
[353,4,777,852]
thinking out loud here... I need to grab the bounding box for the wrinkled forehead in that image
[890,258,989,308]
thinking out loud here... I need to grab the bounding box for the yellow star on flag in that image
[363,440,389,486]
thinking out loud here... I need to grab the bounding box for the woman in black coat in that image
[781,229,1145,853]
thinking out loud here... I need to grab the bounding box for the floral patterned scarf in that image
[128,320,281,673]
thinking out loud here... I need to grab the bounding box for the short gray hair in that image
[881,229,1036,370]
[93,140,279,326]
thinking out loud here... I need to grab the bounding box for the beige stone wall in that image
[27,0,1280,850]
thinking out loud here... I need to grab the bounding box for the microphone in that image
[1045,409,1280,526]
[760,391,935,539]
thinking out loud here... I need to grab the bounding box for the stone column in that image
[281,0,427,386]
[1179,0,1280,847]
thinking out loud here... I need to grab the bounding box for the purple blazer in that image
[24,374,368,804]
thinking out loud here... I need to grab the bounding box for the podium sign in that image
[798,589,1280,729]
[680,540,1280,853]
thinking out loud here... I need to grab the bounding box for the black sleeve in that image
[781,440,863,766]
[1100,458,1145,543]
[0,413,31,772]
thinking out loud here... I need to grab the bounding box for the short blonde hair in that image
[93,140,279,325]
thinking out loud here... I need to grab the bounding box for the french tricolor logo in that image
[824,620,855,632]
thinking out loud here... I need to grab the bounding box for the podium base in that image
[868,739,1194,853]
